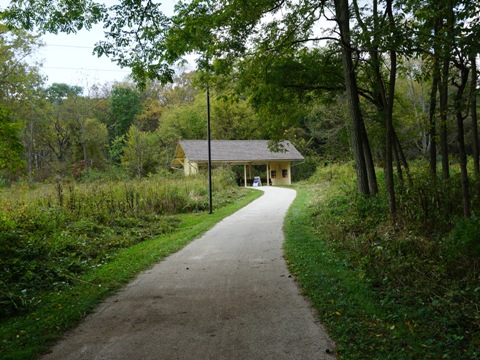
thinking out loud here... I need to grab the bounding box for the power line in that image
[45,43,94,49]
[43,66,130,73]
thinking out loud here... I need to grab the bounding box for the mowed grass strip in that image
[0,189,263,360]
[283,185,417,359]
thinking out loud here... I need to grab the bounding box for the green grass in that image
[284,177,480,359]
[0,188,263,360]
[284,185,399,358]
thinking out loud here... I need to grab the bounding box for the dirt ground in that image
[41,187,335,360]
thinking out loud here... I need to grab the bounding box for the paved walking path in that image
[42,187,335,360]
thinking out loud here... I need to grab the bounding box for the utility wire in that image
[43,66,130,73]
[45,44,94,49]
[41,43,131,73]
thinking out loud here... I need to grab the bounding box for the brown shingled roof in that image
[175,140,304,163]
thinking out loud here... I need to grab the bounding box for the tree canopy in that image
[2,0,480,217]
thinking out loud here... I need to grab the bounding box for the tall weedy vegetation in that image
[0,169,240,318]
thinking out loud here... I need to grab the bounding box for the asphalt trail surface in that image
[42,187,335,360]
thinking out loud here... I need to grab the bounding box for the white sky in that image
[34,27,131,87]
[0,1,184,87]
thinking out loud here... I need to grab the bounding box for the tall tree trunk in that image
[439,64,450,180]
[428,12,442,177]
[393,129,412,185]
[439,7,454,179]
[393,136,404,190]
[335,0,371,194]
[82,139,89,173]
[385,0,397,219]
[27,119,34,182]
[428,71,439,177]
[429,61,440,177]
[454,65,471,217]
[470,53,479,178]
[78,118,89,174]
[362,123,378,195]
[352,0,379,195]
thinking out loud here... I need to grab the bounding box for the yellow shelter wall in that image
[269,161,291,186]
[184,159,198,175]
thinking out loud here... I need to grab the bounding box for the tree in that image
[37,83,110,178]
[351,0,408,216]
[5,0,480,217]
[65,91,109,173]
[0,106,24,173]
[0,25,46,179]
[211,97,265,140]
[18,90,50,181]
[0,25,44,103]
[134,97,162,132]
[3,0,376,193]
[156,95,206,144]
[43,83,83,166]
[334,0,375,195]
[109,86,142,140]
[121,125,160,178]
[470,53,479,179]
[45,82,82,103]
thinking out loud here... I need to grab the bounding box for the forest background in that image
[0,0,480,358]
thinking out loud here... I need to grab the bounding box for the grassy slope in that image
[284,184,477,359]
[0,189,262,360]
[284,185,390,359]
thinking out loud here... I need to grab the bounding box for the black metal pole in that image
[207,82,213,214]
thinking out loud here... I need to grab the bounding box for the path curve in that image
[42,187,335,360]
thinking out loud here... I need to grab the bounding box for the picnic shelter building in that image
[172,140,304,186]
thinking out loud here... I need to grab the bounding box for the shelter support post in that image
[266,163,270,186]
[243,163,247,187]
[288,162,292,185]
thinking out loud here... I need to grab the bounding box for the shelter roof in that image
[173,140,304,164]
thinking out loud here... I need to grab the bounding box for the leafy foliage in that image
[45,83,83,103]
[97,1,175,87]
[121,125,161,177]
[285,163,480,358]
[108,86,143,140]
[0,106,24,172]
[3,0,104,34]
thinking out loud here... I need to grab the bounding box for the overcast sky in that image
[34,27,131,87]
[0,1,187,87]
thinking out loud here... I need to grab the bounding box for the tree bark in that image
[428,72,439,177]
[393,134,404,190]
[439,6,454,180]
[334,0,371,195]
[393,128,412,185]
[27,118,34,182]
[428,9,443,177]
[362,123,378,195]
[454,64,471,217]
[470,53,479,178]
[79,117,89,174]
[385,0,397,219]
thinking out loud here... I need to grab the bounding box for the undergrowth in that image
[285,163,480,359]
[0,169,241,319]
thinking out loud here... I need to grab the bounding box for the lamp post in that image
[206,81,213,214]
